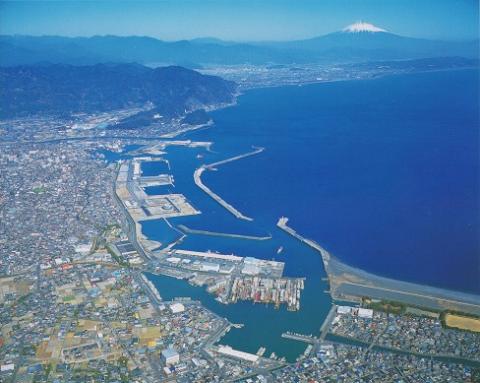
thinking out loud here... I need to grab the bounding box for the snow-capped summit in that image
[343,22,387,33]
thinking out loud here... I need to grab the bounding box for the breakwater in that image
[193,147,265,221]
[276,216,480,316]
[177,224,272,241]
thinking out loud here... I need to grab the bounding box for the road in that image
[112,161,152,261]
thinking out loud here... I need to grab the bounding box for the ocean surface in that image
[140,69,479,360]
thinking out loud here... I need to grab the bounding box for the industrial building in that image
[161,348,180,366]
[170,302,185,314]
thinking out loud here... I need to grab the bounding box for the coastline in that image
[151,67,480,143]
[277,217,480,316]
[204,65,480,92]
[161,96,240,139]
[118,67,479,320]
[109,69,480,364]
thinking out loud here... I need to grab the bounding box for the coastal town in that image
[1,118,479,383]
[2,0,480,380]
[114,151,305,312]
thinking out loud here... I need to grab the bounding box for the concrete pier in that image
[281,332,317,344]
[320,305,337,340]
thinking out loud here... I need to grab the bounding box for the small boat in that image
[277,246,284,254]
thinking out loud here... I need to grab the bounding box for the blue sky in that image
[0,0,478,41]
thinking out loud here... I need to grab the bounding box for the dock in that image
[229,276,304,311]
[171,249,244,262]
[281,332,317,344]
[320,304,337,340]
[256,347,266,357]
[137,174,173,187]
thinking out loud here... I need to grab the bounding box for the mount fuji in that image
[269,22,478,62]
[0,22,478,66]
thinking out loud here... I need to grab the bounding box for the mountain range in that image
[1,23,477,120]
[0,64,236,118]
[1,23,478,66]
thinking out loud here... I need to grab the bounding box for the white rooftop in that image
[170,302,185,314]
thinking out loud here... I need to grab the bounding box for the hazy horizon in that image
[1,0,478,42]
[1,29,478,44]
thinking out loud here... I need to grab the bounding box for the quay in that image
[171,249,244,262]
[281,332,317,344]
[320,304,338,340]
[137,174,173,187]
[281,304,337,345]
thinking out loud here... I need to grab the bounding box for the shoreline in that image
[204,65,480,92]
[276,217,480,316]
[116,67,478,326]
[110,72,479,317]
[161,96,240,139]
[4,67,476,147]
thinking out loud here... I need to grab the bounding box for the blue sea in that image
[140,69,479,360]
